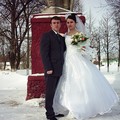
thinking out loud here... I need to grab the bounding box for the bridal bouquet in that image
[71,32,97,61]
[71,32,88,45]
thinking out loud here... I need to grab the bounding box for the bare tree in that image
[105,0,120,16]
[105,0,120,70]
[99,14,117,72]
[115,16,120,71]
[72,0,84,12]
[0,0,46,70]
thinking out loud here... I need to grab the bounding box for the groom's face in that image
[50,19,61,33]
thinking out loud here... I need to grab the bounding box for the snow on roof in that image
[33,12,83,19]
[33,14,65,18]
[31,6,83,19]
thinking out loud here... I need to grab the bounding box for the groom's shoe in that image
[55,114,64,117]
[47,117,58,120]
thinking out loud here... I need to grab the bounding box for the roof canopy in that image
[41,6,71,14]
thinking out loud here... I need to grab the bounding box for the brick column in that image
[26,74,45,100]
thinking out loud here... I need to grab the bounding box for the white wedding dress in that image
[53,35,119,120]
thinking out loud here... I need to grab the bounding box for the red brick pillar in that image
[26,75,45,100]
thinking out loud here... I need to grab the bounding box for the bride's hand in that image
[81,46,86,51]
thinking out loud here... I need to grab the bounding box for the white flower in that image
[71,32,88,45]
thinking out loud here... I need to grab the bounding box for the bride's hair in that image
[67,13,77,23]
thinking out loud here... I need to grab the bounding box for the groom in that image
[40,16,66,120]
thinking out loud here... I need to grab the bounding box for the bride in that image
[53,13,119,120]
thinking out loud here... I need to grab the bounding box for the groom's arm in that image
[40,33,53,72]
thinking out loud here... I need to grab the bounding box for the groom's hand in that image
[47,70,53,74]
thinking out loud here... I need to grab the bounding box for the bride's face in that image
[66,18,76,31]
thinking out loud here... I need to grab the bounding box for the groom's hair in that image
[50,16,62,23]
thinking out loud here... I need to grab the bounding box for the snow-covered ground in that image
[0,62,120,120]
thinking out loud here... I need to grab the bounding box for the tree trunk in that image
[16,48,21,69]
[8,51,16,71]
[118,31,120,71]
[10,1,16,70]
[106,32,109,72]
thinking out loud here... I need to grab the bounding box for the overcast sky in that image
[82,0,107,26]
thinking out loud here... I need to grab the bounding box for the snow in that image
[0,62,120,120]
